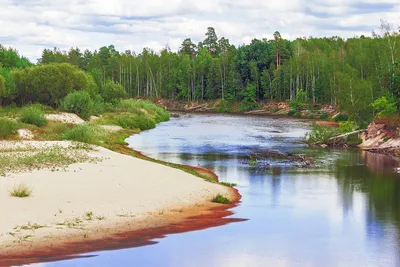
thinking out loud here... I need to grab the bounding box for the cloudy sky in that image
[0,0,399,62]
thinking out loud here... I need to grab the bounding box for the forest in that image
[0,21,399,125]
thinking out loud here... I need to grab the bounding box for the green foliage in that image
[307,114,315,119]
[212,194,231,204]
[100,81,127,103]
[344,134,362,146]
[113,113,156,131]
[305,123,340,144]
[9,184,32,198]
[20,105,48,127]
[12,63,98,107]
[372,95,397,119]
[287,110,296,117]
[294,112,301,118]
[319,112,329,119]
[290,89,308,111]
[91,94,108,115]
[61,91,93,120]
[0,118,18,137]
[334,114,349,122]
[62,125,108,144]
[338,121,356,133]
[216,99,234,112]
[116,100,170,123]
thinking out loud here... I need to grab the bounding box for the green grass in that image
[0,145,98,175]
[220,182,237,187]
[0,118,19,138]
[115,99,170,123]
[212,194,231,204]
[83,211,94,221]
[62,124,109,144]
[9,183,32,198]
[19,105,48,127]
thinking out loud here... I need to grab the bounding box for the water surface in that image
[41,113,400,267]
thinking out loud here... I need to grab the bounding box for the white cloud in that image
[0,0,399,62]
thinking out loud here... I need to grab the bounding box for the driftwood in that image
[328,130,366,141]
[244,149,314,169]
[186,103,208,111]
[313,129,366,147]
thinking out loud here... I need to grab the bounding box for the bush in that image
[294,112,301,118]
[0,118,18,137]
[116,100,170,123]
[12,63,98,107]
[305,122,340,144]
[91,94,107,115]
[338,121,355,134]
[319,112,329,119]
[334,113,349,122]
[62,125,107,144]
[307,114,315,119]
[290,89,308,111]
[287,110,296,117]
[9,183,32,198]
[100,81,127,103]
[114,113,156,131]
[62,91,93,120]
[20,105,48,127]
[212,194,230,204]
[372,95,397,119]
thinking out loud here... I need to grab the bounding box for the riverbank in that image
[0,140,240,266]
[153,99,337,119]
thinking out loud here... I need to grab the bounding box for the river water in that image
[41,113,400,267]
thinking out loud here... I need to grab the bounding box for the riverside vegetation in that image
[0,20,399,158]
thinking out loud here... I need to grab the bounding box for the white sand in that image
[45,113,85,124]
[0,141,232,248]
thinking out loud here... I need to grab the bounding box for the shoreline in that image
[0,141,242,267]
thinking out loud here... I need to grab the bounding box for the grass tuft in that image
[20,105,48,127]
[9,183,32,198]
[0,118,19,138]
[219,182,237,187]
[212,194,231,204]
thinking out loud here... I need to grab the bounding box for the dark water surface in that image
[40,114,400,267]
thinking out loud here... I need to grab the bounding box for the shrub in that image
[305,122,340,144]
[212,194,231,204]
[114,113,156,131]
[294,112,301,118]
[9,183,32,198]
[62,91,93,120]
[20,106,48,127]
[100,81,127,103]
[62,125,107,144]
[334,113,349,122]
[307,114,315,119]
[116,100,170,123]
[287,110,296,117]
[319,112,329,119]
[290,89,308,111]
[338,121,355,134]
[344,134,363,146]
[91,94,107,115]
[12,63,98,107]
[372,95,397,119]
[0,118,18,137]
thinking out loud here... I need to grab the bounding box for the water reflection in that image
[40,113,400,267]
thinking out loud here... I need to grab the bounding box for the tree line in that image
[0,21,399,124]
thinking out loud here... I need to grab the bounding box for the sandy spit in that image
[0,141,235,261]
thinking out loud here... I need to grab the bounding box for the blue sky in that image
[0,0,399,62]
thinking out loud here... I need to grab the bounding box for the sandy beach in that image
[0,141,236,264]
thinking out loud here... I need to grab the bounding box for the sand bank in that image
[0,141,237,266]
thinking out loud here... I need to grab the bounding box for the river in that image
[40,113,400,267]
